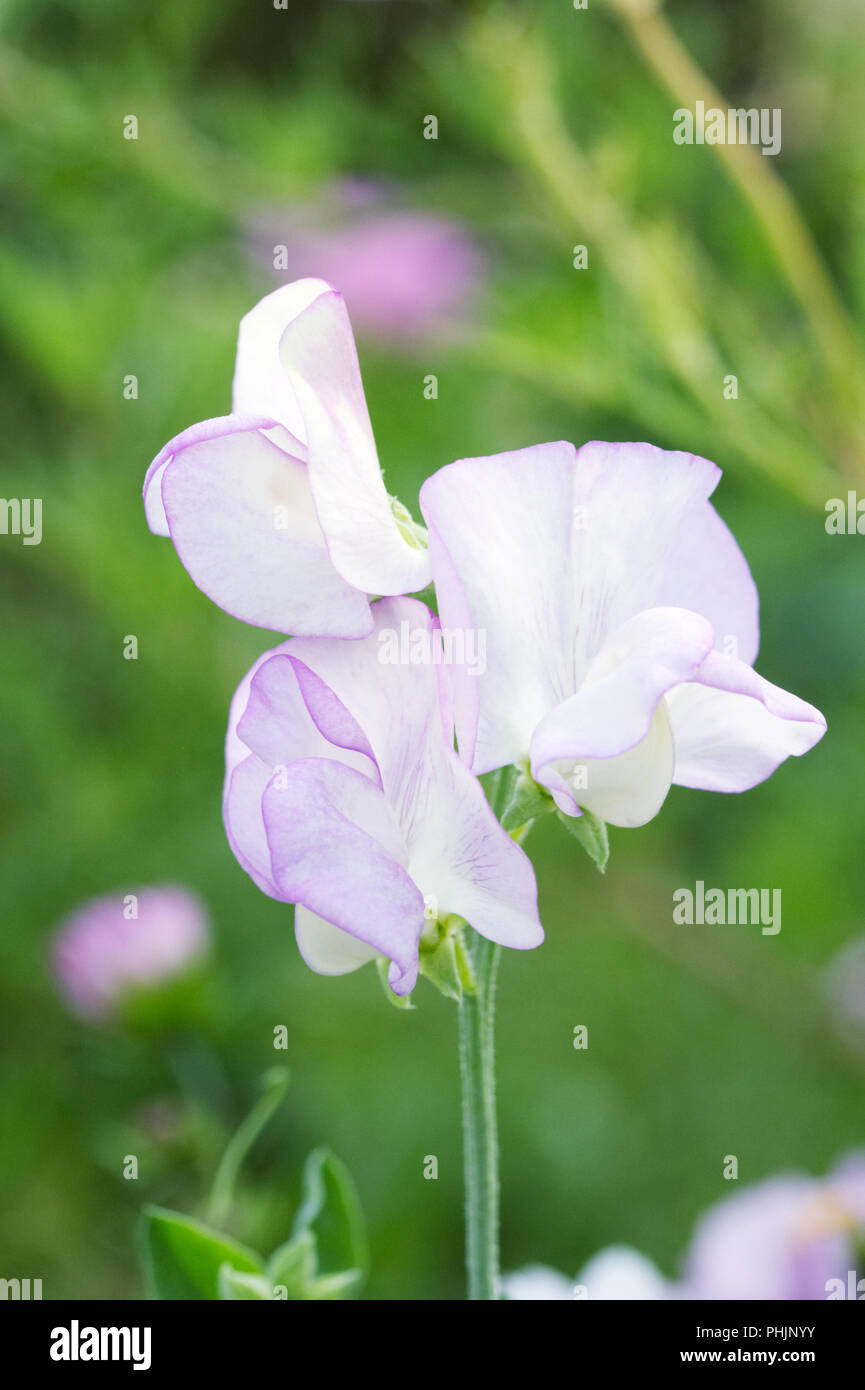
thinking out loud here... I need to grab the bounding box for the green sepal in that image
[267,1230,317,1299]
[557,807,610,873]
[500,771,555,833]
[218,1264,273,1300]
[139,1205,264,1300]
[419,920,477,1001]
[376,956,415,1009]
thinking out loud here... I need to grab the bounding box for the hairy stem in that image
[459,929,502,1300]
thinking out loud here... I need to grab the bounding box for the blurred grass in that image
[0,0,864,1299]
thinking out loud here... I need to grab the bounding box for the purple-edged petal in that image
[144,415,264,537]
[295,905,379,977]
[262,758,425,995]
[529,607,713,825]
[288,596,453,801]
[238,652,378,782]
[420,440,760,772]
[223,753,282,900]
[278,286,431,596]
[547,703,675,829]
[161,422,372,637]
[668,650,826,792]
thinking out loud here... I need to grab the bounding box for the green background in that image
[1,0,863,1299]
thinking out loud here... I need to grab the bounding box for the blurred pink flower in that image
[51,887,209,1023]
[682,1157,865,1299]
[245,180,482,341]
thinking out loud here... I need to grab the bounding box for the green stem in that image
[459,929,501,1300]
[206,1066,290,1229]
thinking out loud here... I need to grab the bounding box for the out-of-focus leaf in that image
[139,1205,264,1300]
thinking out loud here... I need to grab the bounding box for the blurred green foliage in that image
[1,0,864,1300]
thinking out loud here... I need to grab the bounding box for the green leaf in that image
[139,1206,264,1301]
[218,1265,274,1300]
[501,771,555,832]
[290,1149,368,1298]
[376,956,415,1009]
[266,1230,317,1300]
[557,807,610,873]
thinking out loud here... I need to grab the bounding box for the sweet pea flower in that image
[223,596,542,995]
[246,182,482,342]
[420,441,826,828]
[144,279,431,638]
[681,1157,865,1300]
[51,887,209,1023]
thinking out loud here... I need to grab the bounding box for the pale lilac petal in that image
[529,607,712,825]
[161,423,372,637]
[421,441,759,772]
[404,743,543,950]
[572,441,758,667]
[143,415,262,536]
[668,650,826,792]
[232,278,328,431]
[530,607,714,770]
[294,904,379,977]
[278,287,431,596]
[262,758,424,994]
[223,753,281,900]
[421,442,581,770]
[238,652,378,781]
[287,596,452,803]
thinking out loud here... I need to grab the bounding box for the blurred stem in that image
[609,0,865,465]
[206,1067,290,1229]
[459,929,501,1301]
[463,11,850,504]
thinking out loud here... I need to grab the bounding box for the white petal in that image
[295,904,379,977]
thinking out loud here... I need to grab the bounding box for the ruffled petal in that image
[278,285,431,596]
[529,607,713,823]
[668,650,826,792]
[420,440,760,772]
[160,421,372,636]
[238,651,378,782]
[144,415,264,537]
[546,702,675,828]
